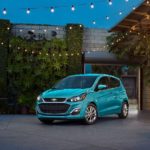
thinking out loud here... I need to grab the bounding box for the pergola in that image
[110,0,150,32]
[109,0,150,110]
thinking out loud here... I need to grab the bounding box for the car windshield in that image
[52,76,98,89]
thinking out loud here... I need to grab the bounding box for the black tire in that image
[84,103,98,125]
[38,118,54,124]
[118,102,129,119]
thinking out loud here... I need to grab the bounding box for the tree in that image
[107,31,150,84]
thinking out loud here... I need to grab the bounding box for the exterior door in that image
[108,77,122,114]
[94,77,114,116]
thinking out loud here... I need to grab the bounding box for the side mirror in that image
[98,84,107,90]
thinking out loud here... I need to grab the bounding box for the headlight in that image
[37,95,43,102]
[68,93,87,102]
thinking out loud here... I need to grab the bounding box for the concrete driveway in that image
[0,110,150,150]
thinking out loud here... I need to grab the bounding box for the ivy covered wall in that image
[65,24,83,75]
[0,20,10,98]
[0,21,84,113]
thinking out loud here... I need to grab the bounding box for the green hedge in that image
[0,21,84,113]
[65,24,83,75]
[0,20,10,97]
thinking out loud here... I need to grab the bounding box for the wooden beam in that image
[117,24,131,29]
[133,11,147,16]
[124,19,139,23]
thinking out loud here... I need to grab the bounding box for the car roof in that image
[69,74,120,80]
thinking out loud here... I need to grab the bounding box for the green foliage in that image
[65,24,83,74]
[0,22,83,112]
[8,37,69,109]
[0,20,11,97]
[107,32,150,84]
[92,65,122,77]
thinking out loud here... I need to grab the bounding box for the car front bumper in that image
[36,101,87,120]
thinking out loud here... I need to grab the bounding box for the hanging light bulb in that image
[108,0,112,5]
[2,8,7,15]
[106,16,110,20]
[26,8,31,14]
[147,0,150,4]
[90,3,94,9]
[119,11,122,15]
[132,7,136,10]
[92,20,96,24]
[71,5,75,11]
[125,0,129,2]
[50,7,55,13]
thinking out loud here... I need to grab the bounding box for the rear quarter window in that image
[109,77,120,88]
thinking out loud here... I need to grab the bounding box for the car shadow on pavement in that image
[38,116,120,126]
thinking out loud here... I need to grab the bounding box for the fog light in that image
[71,108,81,115]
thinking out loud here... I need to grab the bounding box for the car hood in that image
[42,88,89,99]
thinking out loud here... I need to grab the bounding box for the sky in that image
[0,0,144,30]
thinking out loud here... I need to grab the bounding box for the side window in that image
[109,77,120,88]
[95,77,109,91]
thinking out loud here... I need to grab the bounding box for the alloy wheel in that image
[123,103,128,117]
[85,104,97,124]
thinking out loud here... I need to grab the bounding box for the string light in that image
[147,0,150,4]
[146,14,150,20]
[119,11,122,15]
[90,3,94,9]
[50,7,55,13]
[69,26,72,30]
[71,5,75,11]
[132,7,136,10]
[20,29,23,32]
[56,27,59,30]
[92,20,96,24]
[0,41,82,56]
[106,16,110,20]
[44,29,47,32]
[108,0,113,6]
[26,8,31,14]
[2,8,7,15]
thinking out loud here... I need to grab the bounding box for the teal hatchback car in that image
[36,74,129,124]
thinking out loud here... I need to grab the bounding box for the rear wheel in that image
[118,102,128,119]
[38,118,54,124]
[84,103,97,125]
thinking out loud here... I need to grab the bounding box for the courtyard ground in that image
[0,109,150,150]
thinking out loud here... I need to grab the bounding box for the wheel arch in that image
[89,102,97,108]
[123,99,129,106]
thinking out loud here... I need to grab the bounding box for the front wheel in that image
[118,102,129,119]
[84,103,98,125]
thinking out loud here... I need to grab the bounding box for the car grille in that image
[43,98,66,102]
[39,103,70,114]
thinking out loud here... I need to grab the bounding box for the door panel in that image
[95,89,113,116]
